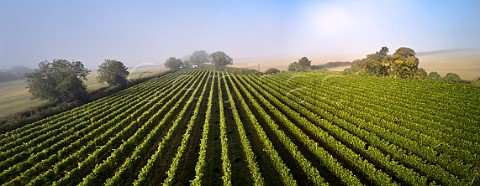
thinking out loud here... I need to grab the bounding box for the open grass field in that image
[0,80,47,118]
[0,73,106,117]
[418,51,480,80]
[0,68,478,185]
[0,66,167,117]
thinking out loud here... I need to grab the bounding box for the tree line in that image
[22,47,479,104]
[344,47,420,78]
[25,59,129,103]
[343,46,471,83]
[275,47,479,84]
[164,50,233,70]
[25,50,233,104]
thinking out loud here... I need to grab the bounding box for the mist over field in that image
[230,49,480,80]
[1,0,480,74]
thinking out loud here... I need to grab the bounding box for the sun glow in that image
[306,3,353,37]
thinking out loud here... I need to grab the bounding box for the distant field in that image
[232,55,357,72]
[0,74,105,117]
[0,66,166,117]
[418,50,480,80]
[0,69,478,185]
[127,64,167,79]
[0,80,47,117]
[233,51,480,79]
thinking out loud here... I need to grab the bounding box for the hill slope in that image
[0,69,478,185]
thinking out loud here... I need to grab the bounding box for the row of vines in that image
[0,68,478,185]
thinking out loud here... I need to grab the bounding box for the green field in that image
[0,74,106,117]
[0,67,166,117]
[0,80,48,117]
[0,69,479,185]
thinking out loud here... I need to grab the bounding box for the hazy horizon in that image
[1,0,480,70]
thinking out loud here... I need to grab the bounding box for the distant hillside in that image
[418,50,480,80]
[311,61,351,70]
[0,66,33,82]
[416,48,473,56]
[0,71,19,82]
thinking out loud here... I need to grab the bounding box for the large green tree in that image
[345,59,367,75]
[416,68,428,79]
[25,59,90,102]
[428,71,443,81]
[347,47,390,76]
[374,47,391,76]
[444,73,462,82]
[210,51,233,69]
[164,57,184,70]
[345,46,419,78]
[97,59,129,86]
[390,47,419,78]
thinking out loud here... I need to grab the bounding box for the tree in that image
[181,55,191,68]
[473,76,480,84]
[376,47,391,76]
[265,68,281,74]
[416,68,427,79]
[345,59,367,75]
[357,47,390,76]
[428,71,443,81]
[164,57,184,70]
[347,46,421,78]
[97,59,130,86]
[288,57,311,72]
[444,73,461,82]
[298,57,311,67]
[364,54,383,76]
[210,51,233,70]
[288,62,298,72]
[25,59,90,102]
[189,50,210,65]
[347,47,390,76]
[390,47,419,78]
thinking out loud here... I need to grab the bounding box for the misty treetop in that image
[188,50,210,66]
[25,59,90,102]
[210,51,233,69]
[288,57,312,72]
[97,59,130,86]
[164,57,184,70]
[163,51,233,71]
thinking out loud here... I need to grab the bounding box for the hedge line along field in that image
[0,68,479,185]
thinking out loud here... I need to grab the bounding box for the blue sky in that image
[1,0,479,69]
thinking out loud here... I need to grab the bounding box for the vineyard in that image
[0,68,479,185]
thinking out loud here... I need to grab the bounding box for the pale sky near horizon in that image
[1,0,479,69]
